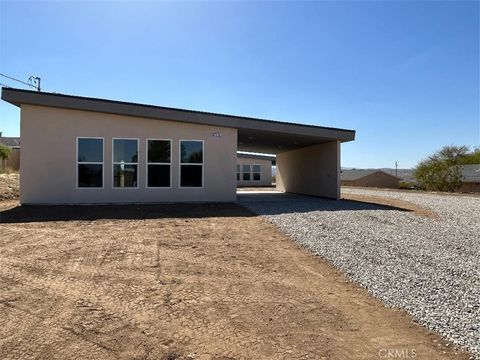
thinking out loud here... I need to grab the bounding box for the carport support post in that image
[276,141,341,199]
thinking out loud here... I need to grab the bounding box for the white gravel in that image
[238,189,480,358]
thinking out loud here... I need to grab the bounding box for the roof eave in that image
[2,87,356,143]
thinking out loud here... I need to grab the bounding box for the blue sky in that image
[0,0,478,168]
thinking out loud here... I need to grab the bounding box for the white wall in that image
[276,141,340,199]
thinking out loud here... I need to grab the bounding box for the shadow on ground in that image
[0,203,255,223]
[237,192,412,216]
[1,193,409,223]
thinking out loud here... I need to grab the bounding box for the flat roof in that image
[237,152,276,162]
[1,87,355,153]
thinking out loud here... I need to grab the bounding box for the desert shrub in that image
[399,181,417,189]
[413,145,474,192]
[0,143,10,160]
[0,144,11,174]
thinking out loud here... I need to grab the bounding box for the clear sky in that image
[0,0,478,168]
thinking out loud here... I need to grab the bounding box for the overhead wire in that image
[0,73,38,89]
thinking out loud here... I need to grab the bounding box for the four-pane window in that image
[113,139,138,188]
[147,139,171,187]
[180,140,203,187]
[77,138,103,188]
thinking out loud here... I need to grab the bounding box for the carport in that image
[236,120,355,199]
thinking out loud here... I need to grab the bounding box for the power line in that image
[0,73,40,90]
[0,73,34,87]
[0,82,12,88]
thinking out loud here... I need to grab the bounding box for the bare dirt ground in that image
[0,181,471,359]
[0,173,19,201]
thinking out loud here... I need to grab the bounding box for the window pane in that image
[181,165,202,187]
[242,165,250,181]
[253,173,261,181]
[113,164,138,187]
[180,141,203,163]
[114,139,138,163]
[148,165,170,187]
[253,165,261,173]
[78,138,103,162]
[148,140,170,163]
[78,164,102,187]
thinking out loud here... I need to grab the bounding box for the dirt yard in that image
[0,173,19,201]
[0,200,471,360]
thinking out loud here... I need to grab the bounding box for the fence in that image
[1,148,20,172]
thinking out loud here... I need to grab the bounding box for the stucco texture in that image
[236,157,272,187]
[20,105,237,204]
[276,141,340,199]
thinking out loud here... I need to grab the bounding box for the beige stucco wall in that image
[276,141,340,199]
[20,104,237,204]
[341,172,399,189]
[236,157,272,187]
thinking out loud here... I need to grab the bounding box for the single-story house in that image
[0,134,20,171]
[237,153,275,187]
[459,164,480,192]
[341,169,400,189]
[1,87,355,204]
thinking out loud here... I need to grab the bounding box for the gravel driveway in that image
[238,189,480,358]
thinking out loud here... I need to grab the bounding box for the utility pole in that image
[28,76,41,91]
[395,161,399,177]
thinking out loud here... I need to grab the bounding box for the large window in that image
[253,164,261,181]
[113,138,138,188]
[147,139,171,187]
[77,137,103,188]
[242,164,250,181]
[236,164,240,181]
[180,140,203,187]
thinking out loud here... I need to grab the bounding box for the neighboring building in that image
[0,134,20,171]
[341,169,400,189]
[459,164,480,192]
[1,88,355,204]
[237,153,275,187]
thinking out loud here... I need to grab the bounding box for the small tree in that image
[413,145,469,192]
[0,143,11,172]
[459,147,480,165]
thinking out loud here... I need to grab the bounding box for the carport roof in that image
[1,87,355,153]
